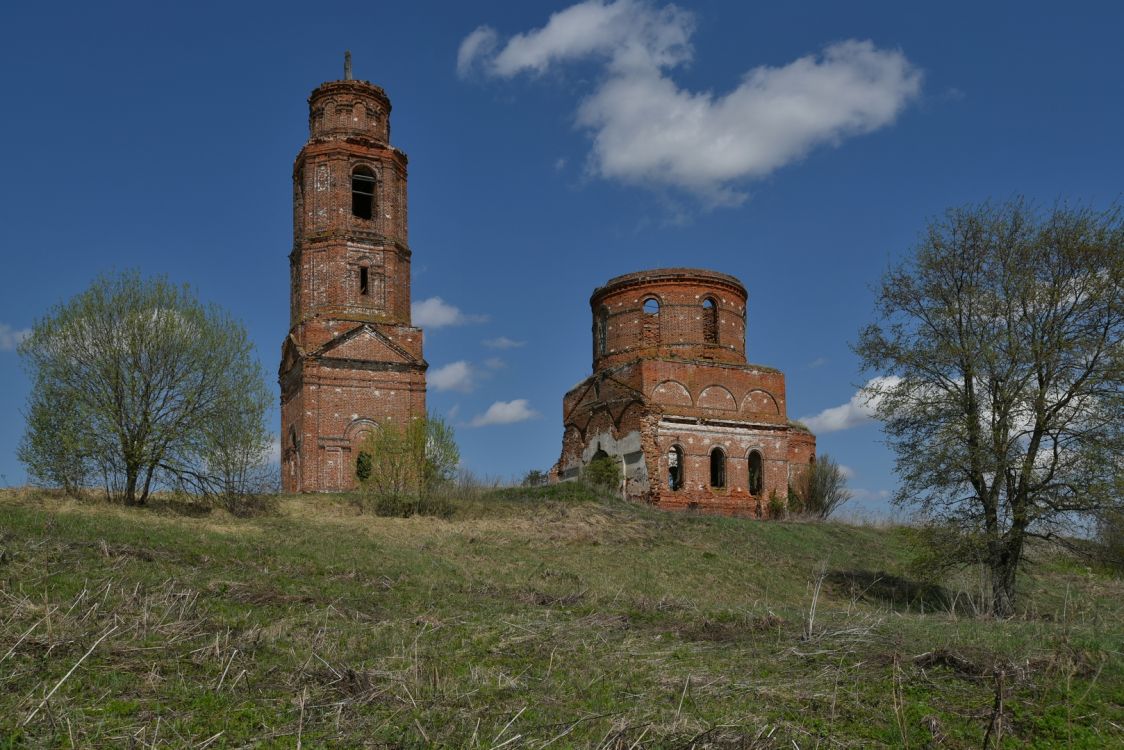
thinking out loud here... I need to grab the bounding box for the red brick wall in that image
[591,268,748,370]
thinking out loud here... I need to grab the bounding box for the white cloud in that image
[0,323,31,351]
[458,26,499,77]
[469,399,539,427]
[483,357,506,370]
[411,297,489,328]
[483,336,525,349]
[268,435,282,466]
[459,1,921,205]
[799,376,900,434]
[808,357,828,369]
[429,360,476,392]
[837,463,855,480]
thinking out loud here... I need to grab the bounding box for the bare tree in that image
[855,200,1124,616]
[19,271,273,506]
[797,454,853,519]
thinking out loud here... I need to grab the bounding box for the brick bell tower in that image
[280,53,427,492]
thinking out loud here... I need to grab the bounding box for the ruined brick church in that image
[553,269,816,516]
[279,62,816,509]
[280,58,426,492]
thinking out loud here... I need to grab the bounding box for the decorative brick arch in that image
[615,401,647,432]
[741,388,780,415]
[345,417,379,448]
[698,385,737,411]
[585,407,616,441]
[651,379,693,406]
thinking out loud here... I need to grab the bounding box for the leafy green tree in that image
[18,377,92,496]
[355,414,460,515]
[18,271,273,506]
[855,201,1123,616]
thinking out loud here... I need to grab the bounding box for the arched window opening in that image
[702,297,718,344]
[747,450,763,495]
[359,266,369,296]
[596,306,608,356]
[709,447,726,489]
[351,166,376,219]
[642,297,661,346]
[668,445,684,491]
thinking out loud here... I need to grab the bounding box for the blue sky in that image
[1,1,1121,514]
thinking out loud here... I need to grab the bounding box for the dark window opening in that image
[359,266,369,296]
[668,445,684,491]
[642,298,660,346]
[351,167,375,220]
[702,297,718,344]
[748,450,763,495]
[710,448,726,489]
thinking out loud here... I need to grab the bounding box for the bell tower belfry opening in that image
[279,56,427,492]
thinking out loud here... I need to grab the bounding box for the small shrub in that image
[218,491,279,518]
[522,469,548,487]
[786,484,804,515]
[355,451,372,482]
[584,455,621,491]
[796,454,852,519]
[355,413,460,516]
[370,492,411,518]
[369,491,454,519]
[416,493,454,519]
[768,489,786,519]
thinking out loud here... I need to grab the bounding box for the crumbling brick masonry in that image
[554,268,816,516]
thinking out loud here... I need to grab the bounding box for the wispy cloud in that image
[850,488,891,503]
[412,297,489,329]
[808,357,828,369]
[268,435,282,466]
[799,376,900,433]
[429,360,476,392]
[469,399,539,427]
[0,323,30,351]
[482,336,526,350]
[459,0,922,206]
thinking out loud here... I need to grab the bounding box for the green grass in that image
[0,486,1120,748]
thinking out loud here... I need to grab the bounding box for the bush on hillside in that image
[768,490,786,519]
[355,413,459,518]
[796,454,852,519]
[584,455,621,492]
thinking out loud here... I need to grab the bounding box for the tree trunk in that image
[989,571,1016,620]
[990,554,1018,618]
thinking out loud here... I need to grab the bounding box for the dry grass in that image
[0,486,1121,748]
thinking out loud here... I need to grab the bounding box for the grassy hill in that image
[1,485,1120,748]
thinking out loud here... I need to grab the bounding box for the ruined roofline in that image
[309,79,392,111]
[591,268,747,306]
[562,355,783,398]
